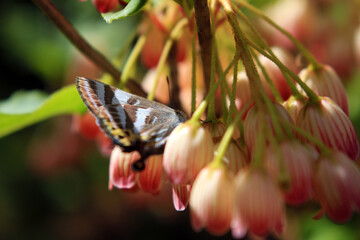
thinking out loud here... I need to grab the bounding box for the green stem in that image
[236,0,322,70]
[191,57,237,122]
[226,60,238,126]
[279,118,332,156]
[120,33,147,88]
[212,115,241,166]
[246,38,316,103]
[147,18,188,101]
[232,4,304,101]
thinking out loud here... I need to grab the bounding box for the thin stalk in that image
[212,115,241,166]
[147,18,188,101]
[32,0,146,96]
[191,57,237,122]
[120,34,147,88]
[236,0,322,70]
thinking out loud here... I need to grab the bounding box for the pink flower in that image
[108,146,138,190]
[243,103,294,155]
[233,168,286,237]
[313,151,360,223]
[298,64,349,115]
[138,155,163,194]
[163,122,214,185]
[265,141,317,205]
[172,184,191,211]
[298,97,359,160]
[190,165,235,235]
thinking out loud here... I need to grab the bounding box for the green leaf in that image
[0,84,86,138]
[102,0,148,23]
[0,90,48,114]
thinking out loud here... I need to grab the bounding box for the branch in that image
[32,0,147,97]
[194,0,212,94]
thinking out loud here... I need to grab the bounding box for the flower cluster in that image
[73,0,360,238]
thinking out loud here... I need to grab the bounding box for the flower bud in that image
[108,146,138,190]
[313,151,360,223]
[163,122,214,185]
[234,168,286,236]
[298,65,349,115]
[265,141,317,205]
[298,97,359,160]
[190,165,235,235]
[172,184,191,211]
[283,96,305,124]
[138,155,163,194]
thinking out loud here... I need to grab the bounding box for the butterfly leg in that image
[131,155,148,171]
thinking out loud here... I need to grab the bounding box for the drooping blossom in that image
[297,97,359,160]
[298,64,349,115]
[265,141,318,205]
[190,165,235,235]
[313,151,360,223]
[233,168,286,237]
[163,122,214,185]
[172,184,191,211]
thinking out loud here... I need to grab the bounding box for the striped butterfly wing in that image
[76,77,187,156]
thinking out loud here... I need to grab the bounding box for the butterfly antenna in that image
[166,76,171,102]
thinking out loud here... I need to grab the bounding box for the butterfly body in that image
[76,77,187,170]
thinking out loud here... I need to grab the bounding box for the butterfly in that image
[76,77,187,171]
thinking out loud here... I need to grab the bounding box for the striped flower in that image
[233,168,285,237]
[313,151,360,223]
[298,64,349,115]
[243,103,294,156]
[108,146,138,190]
[138,155,163,194]
[163,121,214,185]
[190,165,235,235]
[265,141,318,205]
[297,97,359,160]
[172,184,191,211]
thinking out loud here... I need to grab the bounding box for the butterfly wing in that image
[76,77,187,155]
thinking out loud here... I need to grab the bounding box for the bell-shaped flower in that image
[265,141,317,205]
[108,146,138,190]
[233,168,286,237]
[297,97,359,160]
[298,64,349,115]
[313,151,360,223]
[172,184,191,211]
[163,122,214,185]
[138,155,163,194]
[190,165,235,235]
